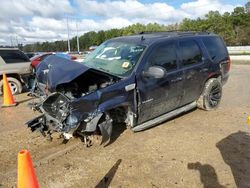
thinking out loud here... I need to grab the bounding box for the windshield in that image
[83,41,146,77]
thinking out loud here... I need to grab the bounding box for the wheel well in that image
[199,74,221,97]
[207,74,221,83]
[0,74,21,82]
[108,106,128,124]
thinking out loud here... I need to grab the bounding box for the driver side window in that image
[148,42,177,71]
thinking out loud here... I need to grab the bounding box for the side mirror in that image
[142,66,166,79]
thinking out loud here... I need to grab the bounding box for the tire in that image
[0,77,22,95]
[197,78,222,111]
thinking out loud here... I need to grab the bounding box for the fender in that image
[98,95,132,112]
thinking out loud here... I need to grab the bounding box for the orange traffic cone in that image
[17,150,39,188]
[1,73,17,107]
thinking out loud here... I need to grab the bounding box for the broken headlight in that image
[65,114,79,130]
[42,93,70,121]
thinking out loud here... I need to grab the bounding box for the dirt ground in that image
[0,64,250,188]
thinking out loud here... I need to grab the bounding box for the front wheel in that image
[0,77,22,95]
[197,78,222,111]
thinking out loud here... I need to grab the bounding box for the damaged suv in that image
[27,32,230,146]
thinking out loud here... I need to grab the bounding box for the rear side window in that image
[202,37,227,62]
[0,50,30,63]
[148,42,177,71]
[179,40,202,66]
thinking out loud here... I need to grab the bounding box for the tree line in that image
[23,2,250,52]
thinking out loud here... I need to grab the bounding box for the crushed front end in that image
[26,55,119,145]
[26,92,78,140]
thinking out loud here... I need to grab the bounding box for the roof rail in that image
[137,30,211,36]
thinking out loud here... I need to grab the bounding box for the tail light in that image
[226,57,231,71]
[71,56,77,60]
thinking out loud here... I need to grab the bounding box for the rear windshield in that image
[0,50,30,63]
[202,37,228,62]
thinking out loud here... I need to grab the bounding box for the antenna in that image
[141,36,145,41]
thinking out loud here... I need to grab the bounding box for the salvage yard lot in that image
[0,64,250,188]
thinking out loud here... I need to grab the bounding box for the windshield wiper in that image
[95,66,123,78]
[97,66,110,73]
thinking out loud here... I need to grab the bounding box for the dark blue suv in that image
[27,32,230,145]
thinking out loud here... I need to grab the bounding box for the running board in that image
[132,102,197,132]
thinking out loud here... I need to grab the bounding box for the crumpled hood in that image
[36,55,90,91]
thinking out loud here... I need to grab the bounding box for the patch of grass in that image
[229,51,250,55]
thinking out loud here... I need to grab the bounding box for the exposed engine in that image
[55,70,116,99]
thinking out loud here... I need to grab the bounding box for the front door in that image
[136,41,184,124]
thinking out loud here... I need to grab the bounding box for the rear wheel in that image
[197,78,222,111]
[0,77,22,95]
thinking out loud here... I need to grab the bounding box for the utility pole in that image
[10,36,13,47]
[76,20,80,53]
[15,36,18,47]
[67,16,71,52]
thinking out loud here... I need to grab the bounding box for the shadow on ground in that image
[216,131,250,188]
[188,162,225,188]
[105,123,126,147]
[95,159,122,188]
[17,97,34,105]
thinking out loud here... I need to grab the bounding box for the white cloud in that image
[181,0,236,18]
[77,0,186,22]
[29,17,66,31]
[0,0,243,46]
[0,0,73,21]
[0,39,7,45]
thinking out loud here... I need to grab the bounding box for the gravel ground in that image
[0,64,250,188]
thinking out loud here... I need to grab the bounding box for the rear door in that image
[136,41,184,124]
[178,38,210,106]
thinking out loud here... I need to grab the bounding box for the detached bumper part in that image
[26,115,47,133]
[98,118,113,145]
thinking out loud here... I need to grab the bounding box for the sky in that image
[0,0,248,46]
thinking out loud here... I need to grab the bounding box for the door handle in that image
[171,77,183,83]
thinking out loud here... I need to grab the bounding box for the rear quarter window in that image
[202,37,227,62]
[0,50,30,63]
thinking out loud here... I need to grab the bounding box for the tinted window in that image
[202,36,227,62]
[148,42,177,71]
[179,40,202,66]
[0,50,30,63]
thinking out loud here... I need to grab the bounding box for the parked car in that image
[31,52,54,68]
[31,53,77,69]
[26,32,230,146]
[0,48,32,95]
